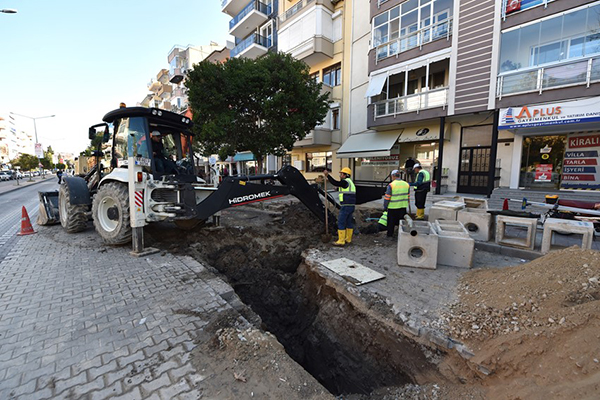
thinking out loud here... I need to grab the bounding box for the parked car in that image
[0,171,10,181]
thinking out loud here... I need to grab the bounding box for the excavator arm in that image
[195,166,337,225]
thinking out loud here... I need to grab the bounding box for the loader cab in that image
[101,107,194,180]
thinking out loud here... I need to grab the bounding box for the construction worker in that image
[323,167,356,246]
[383,169,410,238]
[410,163,431,220]
[377,211,388,232]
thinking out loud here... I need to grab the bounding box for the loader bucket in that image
[37,191,60,225]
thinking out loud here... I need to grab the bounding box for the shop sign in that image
[560,133,600,190]
[499,97,600,130]
[506,0,521,14]
[534,164,552,182]
[361,155,399,166]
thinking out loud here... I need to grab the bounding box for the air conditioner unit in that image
[293,160,304,171]
[331,0,342,4]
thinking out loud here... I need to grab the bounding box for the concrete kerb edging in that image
[474,241,541,260]
[301,248,484,372]
[0,177,51,196]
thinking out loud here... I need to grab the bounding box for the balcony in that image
[156,69,170,84]
[375,17,452,63]
[231,33,270,58]
[277,2,334,64]
[229,0,271,38]
[373,87,448,119]
[169,67,187,84]
[148,79,161,92]
[497,56,600,99]
[294,127,334,147]
[222,0,248,17]
[157,84,172,99]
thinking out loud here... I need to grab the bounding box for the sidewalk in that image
[0,225,328,399]
[0,176,54,196]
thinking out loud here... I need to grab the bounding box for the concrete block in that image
[397,221,438,270]
[458,197,488,210]
[495,215,538,250]
[541,218,594,254]
[428,201,465,222]
[433,221,474,268]
[457,208,493,242]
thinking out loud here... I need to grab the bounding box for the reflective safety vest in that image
[386,179,410,209]
[378,211,388,227]
[415,169,431,191]
[339,178,356,206]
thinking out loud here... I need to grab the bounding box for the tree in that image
[11,154,39,172]
[186,52,329,172]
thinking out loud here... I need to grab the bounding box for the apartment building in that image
[277,0,352,178]
[0,114,35,163]
[223,0,278,59]
[496,0,600,195]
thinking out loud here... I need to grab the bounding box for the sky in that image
[0,0,230,155]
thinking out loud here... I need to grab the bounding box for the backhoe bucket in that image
[37,191,60,225]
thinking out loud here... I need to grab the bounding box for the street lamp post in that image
[9,112,55,179]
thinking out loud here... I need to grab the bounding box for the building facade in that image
[223,0,278,59]
[278,0,352,178]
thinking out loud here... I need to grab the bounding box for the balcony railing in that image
[373,87,448,119]
[231,33,271,57]
[229,0,271,31]
[375,17,452,63]
[497,56,600,99]
[279,0,314,23]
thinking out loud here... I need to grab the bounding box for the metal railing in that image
[377,0,390,8]
[501,0,553,20]
[373,87,448,119]
[230,33,271,57]
[279,0,314,23]
[375,18,452,63]
[221,0,229,8]
[230,0,272,31]
[497,56,600,99]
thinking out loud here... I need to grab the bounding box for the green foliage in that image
[186,52,329,167]
[80,135,104,156]
[10,154,40,171]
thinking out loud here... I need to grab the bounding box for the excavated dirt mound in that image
[442,246,600,399]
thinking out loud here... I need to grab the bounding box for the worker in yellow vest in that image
[383,169,410,239]
[324,167,356,246]
[410,163,431,220]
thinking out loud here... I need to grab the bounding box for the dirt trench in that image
[146,205,449,397]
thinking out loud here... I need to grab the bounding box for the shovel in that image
[321,177,332,243]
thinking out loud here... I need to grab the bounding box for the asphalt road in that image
[0,179,57,263]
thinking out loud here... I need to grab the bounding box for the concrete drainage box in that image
[458,197,488,210]
[397,221,438,270]
[541,218,594,254]
[457,208,492,242]
[433,221,474,268]
[429,200,465,222]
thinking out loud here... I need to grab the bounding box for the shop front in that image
[339,124,442,184]
[500,97,600,191]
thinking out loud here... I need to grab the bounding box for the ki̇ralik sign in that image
[499,97,600,130]
[561,132,600,190]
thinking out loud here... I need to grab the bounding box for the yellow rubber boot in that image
[345,229,353,244]
[416,208,425,220]
[333,230,346,246]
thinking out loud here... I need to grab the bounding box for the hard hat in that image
[413,163,422,169]
[341,167,352,175]
[151,130,161,137]
[391,169,399,176]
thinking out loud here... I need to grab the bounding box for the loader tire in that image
[58,183,88,233]
[92,182,131,245]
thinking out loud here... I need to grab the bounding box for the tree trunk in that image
[257,155,264,175]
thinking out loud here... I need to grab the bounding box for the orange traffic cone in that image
[17,206,36,236]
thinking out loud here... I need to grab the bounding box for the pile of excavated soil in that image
[441,247,600,399]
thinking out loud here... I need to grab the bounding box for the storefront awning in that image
[398,125,442,143]
[364,74,388,98]
[336,131,401,158]
[233,152,255,162]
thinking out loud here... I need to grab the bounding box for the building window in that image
[505,0,555,16]
[332,108,340,130]
[282,154,292,166]
[306,151,333,172]
[500,2,600,73]
[373,0,452,60]
[323,63,341,87]
[310,72,320,83]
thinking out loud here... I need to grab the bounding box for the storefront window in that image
[354,156,399,182]
[519,135,566,189]
[306,151,332,172]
